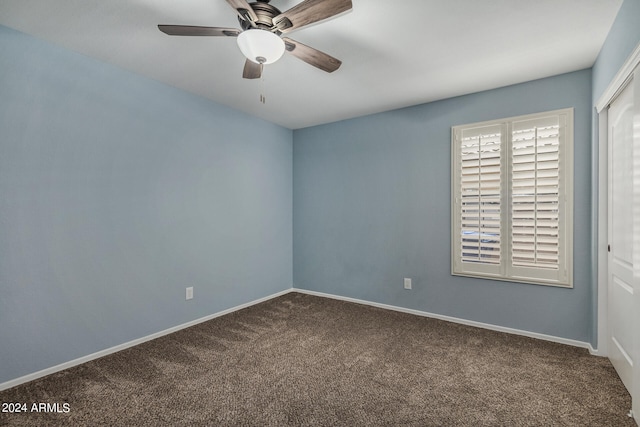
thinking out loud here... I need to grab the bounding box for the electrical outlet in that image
[404,278,412,290]
[186,287,193,300]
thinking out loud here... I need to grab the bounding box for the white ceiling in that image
[0,0,624,129]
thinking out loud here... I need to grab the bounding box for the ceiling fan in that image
[158,0,352,79]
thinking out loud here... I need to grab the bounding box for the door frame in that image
[596,41,640,419]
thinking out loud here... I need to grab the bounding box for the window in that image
[451,109,573,287]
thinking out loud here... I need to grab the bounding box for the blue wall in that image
[0,25,293,384]
[293,69,593,343]
[2,0,637,387]
[592,0,640,103]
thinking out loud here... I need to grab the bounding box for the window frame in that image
[451,108,574,288]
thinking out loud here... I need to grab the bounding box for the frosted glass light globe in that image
[237,29,285,65]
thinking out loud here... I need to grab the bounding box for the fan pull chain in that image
[260,75,266,104]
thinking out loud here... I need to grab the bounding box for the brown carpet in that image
[0,292,634,426]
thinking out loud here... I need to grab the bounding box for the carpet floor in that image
[0,292,634,426]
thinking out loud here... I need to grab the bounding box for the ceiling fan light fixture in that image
[237,29,285,65]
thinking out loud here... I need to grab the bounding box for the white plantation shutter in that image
[457,125,504,277]
[460,130,501,264]
[452,109,573,287]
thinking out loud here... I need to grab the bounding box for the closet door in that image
[608,78,635,397]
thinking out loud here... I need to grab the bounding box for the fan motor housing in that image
[239,2,282,32]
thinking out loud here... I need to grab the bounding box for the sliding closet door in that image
[608,78,635,394]
[597,41,640,423]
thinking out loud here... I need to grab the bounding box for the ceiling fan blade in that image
[158,25,240,37]
[243,59,263,79]
[226,0,258,24]
[274,0,352,33]
[282,37,341,73]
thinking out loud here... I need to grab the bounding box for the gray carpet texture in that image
[0,292,634,426]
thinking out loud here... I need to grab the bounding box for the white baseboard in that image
[587,344,600,356]
[292,288,598,354]
[2,286,601,391]
[0,289,292,392]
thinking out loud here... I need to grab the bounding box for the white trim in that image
[588,343,600,356]
[632,66,640,426]
[1,286,602,392]
[292,288,595,353]
[596,42,640,113]
[0,289,292,392]
[597,110,609,357]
